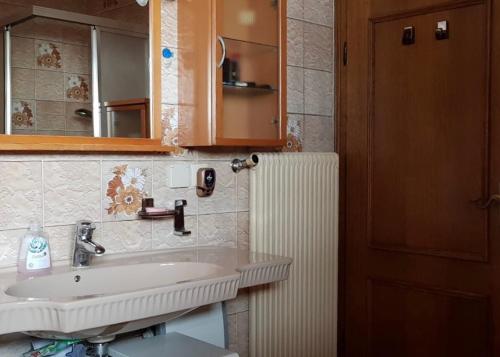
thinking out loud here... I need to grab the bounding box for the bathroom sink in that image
[0,247,292,340]
[6,262,223,299]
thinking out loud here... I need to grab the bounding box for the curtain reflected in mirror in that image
[0,0,150,138]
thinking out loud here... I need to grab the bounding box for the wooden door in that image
[341,0,500,355]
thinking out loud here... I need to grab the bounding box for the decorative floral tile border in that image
[36,42,62,70]
[11,100,34,128]
[284,115,304,152]
[66,74,89,102]
[106,164,147,216]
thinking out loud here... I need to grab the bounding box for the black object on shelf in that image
[222,57,241,83]
[223,81,276,95]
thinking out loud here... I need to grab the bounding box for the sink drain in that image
[74,275,81,283]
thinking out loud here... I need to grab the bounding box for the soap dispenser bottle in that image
[18,223,52,276]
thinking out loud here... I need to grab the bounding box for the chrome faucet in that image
[72,220,105,268]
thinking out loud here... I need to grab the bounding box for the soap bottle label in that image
[26,237,50,271]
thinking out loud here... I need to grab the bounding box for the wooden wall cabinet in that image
[178,0,287,147]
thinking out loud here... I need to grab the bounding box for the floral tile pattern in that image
[11,100,34,128]
[161,104,186,156]
[284,114,304,152]
[66,75,89,102]
[36,42,62,70]
[106,164,147,216]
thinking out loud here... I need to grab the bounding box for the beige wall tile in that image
[36,130,65,136]
[12,129,35,135]
[101,220,152,254]
[62,44,90,74]
[237,212,249,250]
[36,100,64,115]
[62,22,91,46]
[34,17,65,43]
[288,0,304,20]
[304,69,332,116]
[43,161,101,226]
[12,68,35,99]
[236,311,249,357]
[65,102,93,131]
[152,215,197,249]
[304,0,333,27]
[225,289,249,315]
[304,115,334,152]
[66,131,93,137]
[161,0,178,48]
[198,213,237,247]
[36,100,65,131]
[11,36,34,69]
[161,53,179,105]
[227,313,238,353]
[287,66,304,114]
[35,70,64,101]
[197,148,247,161]
[36,112,65,131]
[304,22,333,72]
[0,162,42,230]
[198,161,236,214]
[236,170,249,212]
[287,19,304,67]
[0,229,24,268]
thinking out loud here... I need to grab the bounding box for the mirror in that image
[0,0,151,139]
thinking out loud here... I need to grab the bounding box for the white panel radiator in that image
[249,153,339,357]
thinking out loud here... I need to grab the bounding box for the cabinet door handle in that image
[217,36,226,69]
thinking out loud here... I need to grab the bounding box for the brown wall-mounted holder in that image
[139,198,191,236]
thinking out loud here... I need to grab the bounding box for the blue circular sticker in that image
[162,48,174,59]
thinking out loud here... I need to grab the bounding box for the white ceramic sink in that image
[6,262,223,299]
[0,247,292,340]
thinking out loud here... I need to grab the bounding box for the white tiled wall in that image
[0,154,250,269]
[286,0,335,152]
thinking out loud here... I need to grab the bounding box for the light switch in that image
[168,164,191,188]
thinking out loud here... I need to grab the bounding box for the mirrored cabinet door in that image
[214,0,286,145]
[0,1,151,139]
[9,17,93,136]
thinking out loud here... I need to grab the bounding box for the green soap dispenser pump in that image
[17,223,52,276]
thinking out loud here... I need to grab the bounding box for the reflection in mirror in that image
[0,0,150,138]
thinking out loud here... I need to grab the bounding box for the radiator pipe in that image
[231,154,259,173]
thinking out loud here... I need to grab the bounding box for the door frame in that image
[334,0,347,355]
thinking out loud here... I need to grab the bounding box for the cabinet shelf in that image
[223,83,276,95]
[222,36,279,50]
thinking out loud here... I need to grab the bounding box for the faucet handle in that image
[76,220,96,239]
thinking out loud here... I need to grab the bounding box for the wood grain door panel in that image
[342,0,498,355]
[368,279,491,357]
[369,4,489,260]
